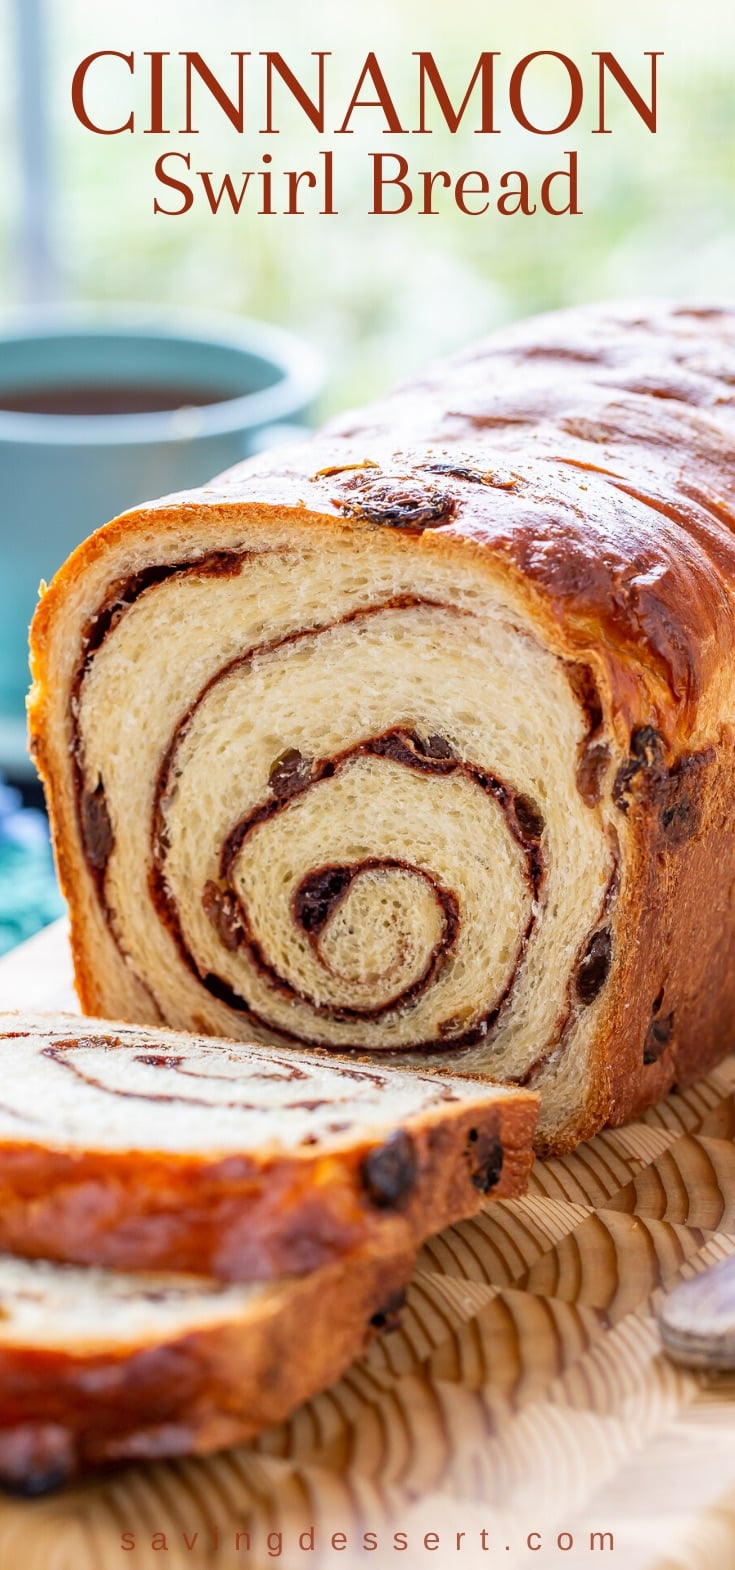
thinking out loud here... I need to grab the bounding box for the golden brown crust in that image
[28,300,735,1152]
[596,725,735,1131]
[43,298,728,745]
[0,1251,412,1493]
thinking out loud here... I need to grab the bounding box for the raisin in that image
[423,734,457,760]
[369,1287,408,1332]
[134,1053,184,1069]
[469,1133,505,1194]
[334,477,455,530]
[576,928,613,1005]
[2,1464,71,1499]
[644,1012,674,1065]
[0,1423,74,1497]
[568,664,604,738]
[576,744,611,807]
[613,727,665,812]
[513,793,545,840]
[631,726,665,765]
[423,461,517,490]
[202,882,244,951]
[80,780,113,872]
[269,748,313,800]
[366,729,456,772]
[362,1130,418,1209]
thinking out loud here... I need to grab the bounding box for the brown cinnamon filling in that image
[517,838,620,1090]
[40,1037,394,1110]
[154,723,545,1046]
[293,866,355,934]
[568,662,609,808]
[70,550,252,898]
[291,856,461,1019]
[68,566,620,1064]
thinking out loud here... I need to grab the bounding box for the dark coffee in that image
[0,383,239,416]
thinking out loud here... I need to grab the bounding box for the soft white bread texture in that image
[0,1012,537,1278]
[29,302,735,1152]
[0,1249,413,1492]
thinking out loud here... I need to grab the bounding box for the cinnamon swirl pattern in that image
[0,1014,536,1280]
[30,301,735,1151]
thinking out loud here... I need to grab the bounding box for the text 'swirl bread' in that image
[0,1013,536,1279]
[0,1250,413,1492]
[30,302,735,1152]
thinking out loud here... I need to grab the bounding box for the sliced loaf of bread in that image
[29,305,735,1155]
[0,1012,537,1279]
[0,1249,412,1493]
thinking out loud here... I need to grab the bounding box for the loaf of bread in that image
[0,1012,536,1278]
[0,1249,412,1492]
[29,301,735,1153]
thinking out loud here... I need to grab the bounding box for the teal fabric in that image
[0,780,64,955]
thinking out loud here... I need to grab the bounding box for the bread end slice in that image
[0,1250,413,1492]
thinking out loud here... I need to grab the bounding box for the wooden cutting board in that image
[0,921,734,1570]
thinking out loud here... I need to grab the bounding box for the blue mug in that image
[0,308,322,774]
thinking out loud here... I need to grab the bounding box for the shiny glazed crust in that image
[0,1014,537,1279]
[0,1251,413,1493]
[28,301,735,1152]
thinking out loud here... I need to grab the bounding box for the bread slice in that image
[0,1012,537,1279]
[30,302,735,1153]
[0,1249,413,1493]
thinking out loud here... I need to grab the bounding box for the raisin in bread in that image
[0,1249,412,1493]
[0,1013,536,1278]
[29,301,735,1153]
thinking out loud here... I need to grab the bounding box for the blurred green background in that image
[1,0,733,411]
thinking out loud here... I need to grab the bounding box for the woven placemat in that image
[0,922,734,1570]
